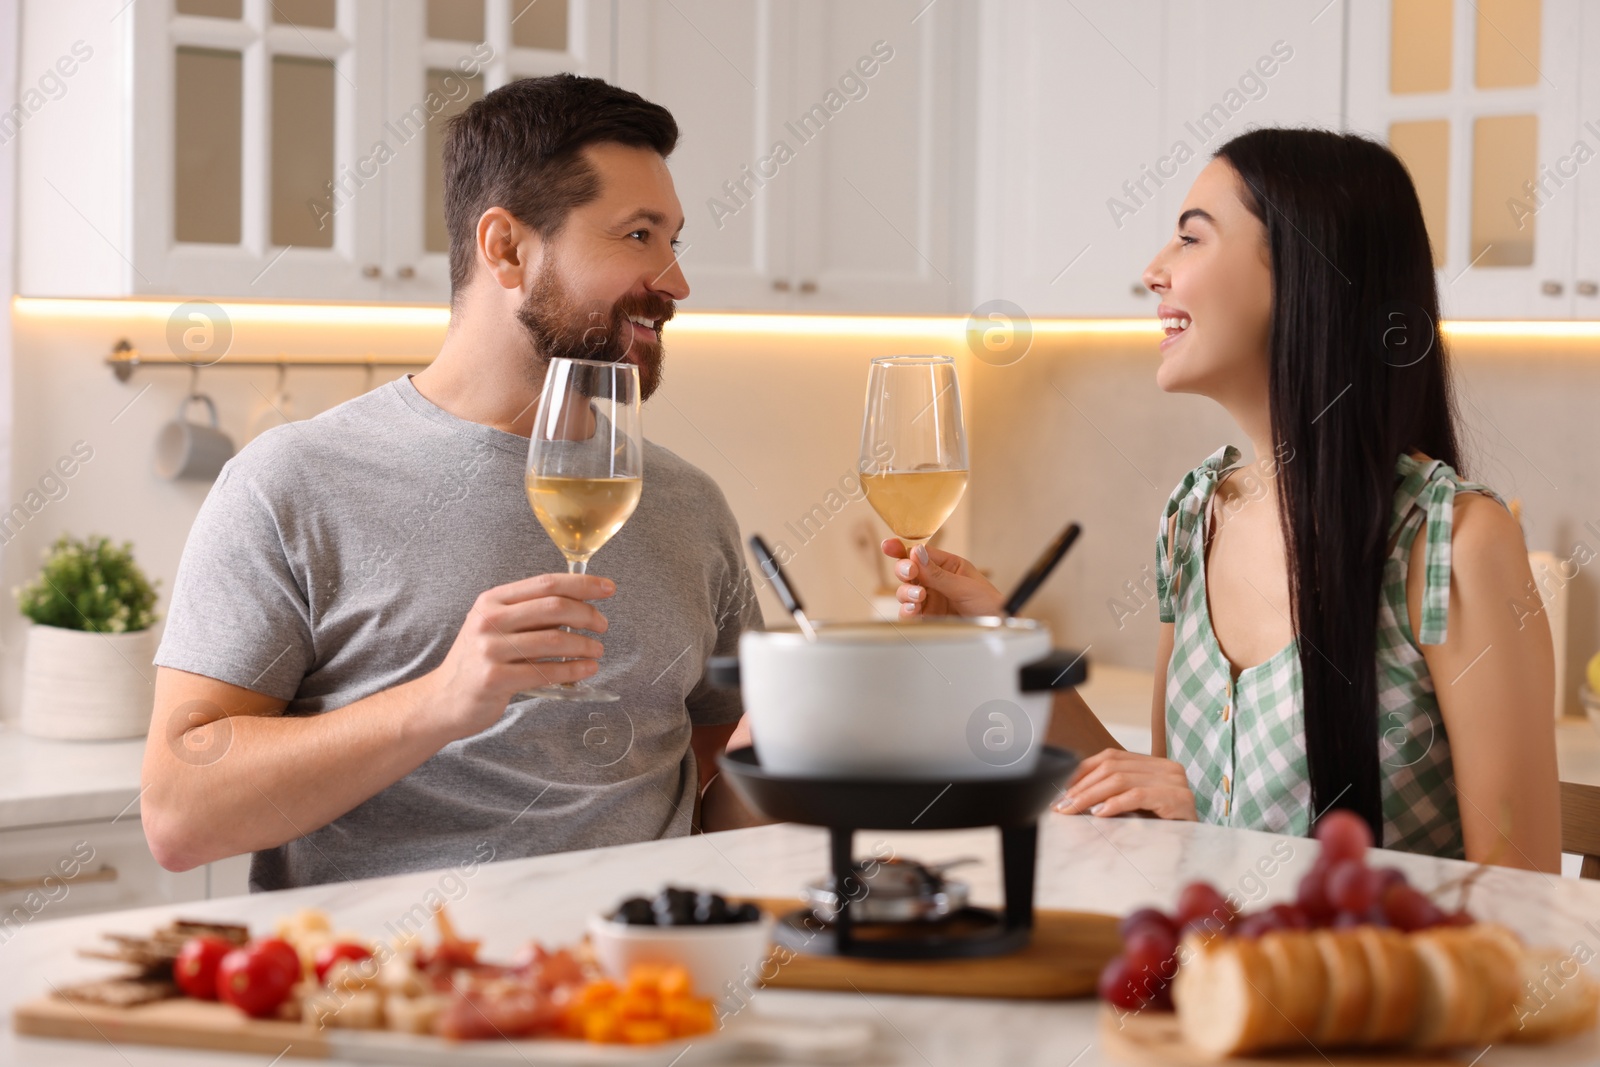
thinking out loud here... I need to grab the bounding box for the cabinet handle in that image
[1541,280,1564,296]
[362,264,382,279]
[771,279,791,292]
[1131,282,1150,297]
[396,265,416,280]
[1578,281,1598,297]
[798,280,818,294]
[0,865,118,892]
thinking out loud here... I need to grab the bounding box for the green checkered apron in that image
[1155,445,1507,858]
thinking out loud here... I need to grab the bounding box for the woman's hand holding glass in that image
[881,539,1004,618]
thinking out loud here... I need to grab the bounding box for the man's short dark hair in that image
[441,74,679,298]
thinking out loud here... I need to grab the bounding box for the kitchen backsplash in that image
[2,305,1597,722]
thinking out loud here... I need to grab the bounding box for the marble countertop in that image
[5,816,1600,1065]
[0,729,146,829]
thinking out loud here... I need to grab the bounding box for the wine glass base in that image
[510,685,621,704]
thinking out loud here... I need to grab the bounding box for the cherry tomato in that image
[173,936,235,1000]
[314,941,374,984]
[217,942,298,1018]
[252,938,303,985]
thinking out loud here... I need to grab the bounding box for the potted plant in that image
[14,534,160,740]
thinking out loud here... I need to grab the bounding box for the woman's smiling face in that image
[1142,158,1275,403]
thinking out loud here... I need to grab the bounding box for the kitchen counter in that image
[0,730,146,829]
[4,817,1599,1066]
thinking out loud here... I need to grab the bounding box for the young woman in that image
[889,128,1560,871]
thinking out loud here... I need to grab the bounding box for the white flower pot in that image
[18,624,157,741]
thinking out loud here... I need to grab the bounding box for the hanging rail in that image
[104,339,434,382]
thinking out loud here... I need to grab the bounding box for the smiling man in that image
[141,75,766,891]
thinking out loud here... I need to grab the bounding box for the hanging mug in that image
[154,394,235,482]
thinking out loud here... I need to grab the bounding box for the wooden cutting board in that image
[750,897,1121,999]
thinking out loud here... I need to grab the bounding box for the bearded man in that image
[141,74,765,891]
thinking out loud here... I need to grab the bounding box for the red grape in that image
[1118,907,1178,942]
[1235,911,1284,939]
[1268,903,1312,930]
[1295,862,1336,925]
[1326,860,1382,914]
[1332,910,1369,929]
[1439,909,1475,927]
[1148,982,1175,1012]
[1380,883,1443,931]
[1176,881,1232,932]
[1098,954,1147,1009]
[1124,927,1178,978]
[1314,810,1373,865]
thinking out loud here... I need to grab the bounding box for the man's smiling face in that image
[516,142,689,400]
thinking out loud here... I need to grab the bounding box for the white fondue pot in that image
[708,618,1086,780]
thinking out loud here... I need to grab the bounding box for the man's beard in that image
[516,260,673,401]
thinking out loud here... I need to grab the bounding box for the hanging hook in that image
[188,364,199,399]
[275,361,287,395]
[363,356,374,394]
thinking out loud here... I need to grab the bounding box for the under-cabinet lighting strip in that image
[14,297,1600,341]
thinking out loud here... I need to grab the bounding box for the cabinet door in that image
[1347,0,1580,319]
[614,0,796,311]
[381,0,608,303]
[1575,1,1600,312]
[784,0,965,314]
[973,0,1167,318]
[130,0,388,300]
[0,819,207,923]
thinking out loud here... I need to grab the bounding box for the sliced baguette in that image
[1311,929,1373,1047]
[1173,933,1280,1057]
[1452,924,1523,1044]
[1351,926,1420,1046]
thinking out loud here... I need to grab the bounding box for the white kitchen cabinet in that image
[614,0,969,313]
[973,2,1168,318]
[1574,0,1600,314]
[975,1,1346,319]
[17,0,608,303]
[0,818,207,926]
[1346,0,1583,319]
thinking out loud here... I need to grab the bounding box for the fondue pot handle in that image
[1019,649,1088,691]
[707,655,741,688]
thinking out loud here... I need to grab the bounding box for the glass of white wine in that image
[518,357,643,703]
[859,354,969,551]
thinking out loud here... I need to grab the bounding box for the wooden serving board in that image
[1096,1004,1600,1067]
[750,897,1121,999]
[13,996,872,1065]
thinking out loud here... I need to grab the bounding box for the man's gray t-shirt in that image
[155,375,761,891]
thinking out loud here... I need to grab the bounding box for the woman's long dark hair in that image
[1213,128,1462,842]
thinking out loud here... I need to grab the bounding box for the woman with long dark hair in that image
[889,128,1560,869]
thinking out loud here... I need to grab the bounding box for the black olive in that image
[733,902,762,923]
[694,892,733,924]
[614,897,656,925]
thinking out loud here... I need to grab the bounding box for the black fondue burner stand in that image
[717,746,1080,960]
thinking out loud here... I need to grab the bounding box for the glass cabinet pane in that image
[425,69,485,253]
[1470,115,1537,267]
[428,1,485,42]
[176,0,243,18]
[174,47,243,245]
[511,0,568,51]
[1390,0,1452,94]
[272,0,337,29]
[1389,120,1450,267]
[1475,0,1540,89]
[271,56,337,248]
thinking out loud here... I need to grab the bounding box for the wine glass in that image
[859,354,969,550]
[517,357,643,703]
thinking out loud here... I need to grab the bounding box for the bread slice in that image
[1255,930,1326,1048]
[1174,934,1280,1057]
[1311,929,1374,1046]
[1410,929,1484,1049]
[1351,926,1420,1046]
[1452,925,1523,1044]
